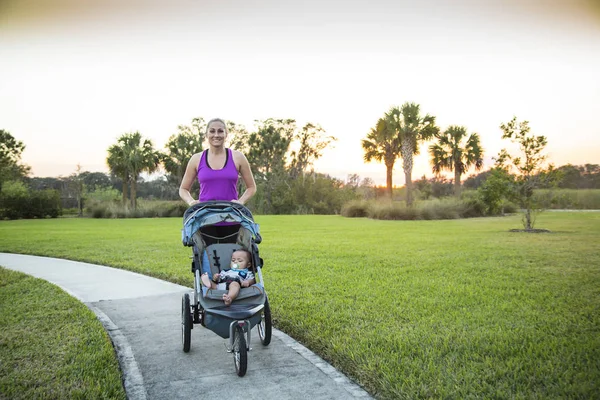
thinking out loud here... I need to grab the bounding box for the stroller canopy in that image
[182,201,261,247]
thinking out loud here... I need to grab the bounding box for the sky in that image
[1,0,599,186]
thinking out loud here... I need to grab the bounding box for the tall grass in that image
[341,197,489,220]
[85,199,187,218]
[534,189,600,209]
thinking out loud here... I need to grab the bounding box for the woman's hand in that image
[230,199,243,205]
[188,199,199,207]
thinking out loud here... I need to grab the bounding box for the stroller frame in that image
[181,201,272,376]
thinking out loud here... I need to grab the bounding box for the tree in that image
[243,119,295,213]
[163,119,205,186]
[107,132,161,210]
[123,132,161,210]
[0,129,31,189]
[227,120,250,154]
[387,103,439,205]
[496,117,558,230]
[477,167,513,215]
[429,125,484,195]
[246,119,295,177]
[79,171,112,191]
[107,140,131,206]
[289,123,336,179]
[67,164,85,217]
[358,177,376,200]
[463,170,493,190]
[362,117,400,198]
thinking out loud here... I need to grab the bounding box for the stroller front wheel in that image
[181,293,192,352]
[233,325,247,377]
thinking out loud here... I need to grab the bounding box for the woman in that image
[179,118,256,206]
[179,118,257,287]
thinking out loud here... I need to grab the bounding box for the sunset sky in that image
[1,0,599,186]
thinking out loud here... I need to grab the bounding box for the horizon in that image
[1,0,599,186]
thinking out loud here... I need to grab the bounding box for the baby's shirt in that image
[219,268,254,282]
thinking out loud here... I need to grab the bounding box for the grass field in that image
[1,212,599,399]
[0,268,126,399]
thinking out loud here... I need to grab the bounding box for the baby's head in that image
[231,249,252,270]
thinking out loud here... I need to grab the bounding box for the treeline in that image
[2,122,598,220]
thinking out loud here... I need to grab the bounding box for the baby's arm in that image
[212,273,221,282]
[241,275,256,287]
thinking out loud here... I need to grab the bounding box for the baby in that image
[202,249,256,305]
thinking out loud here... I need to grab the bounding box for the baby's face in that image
[231,251,250,270]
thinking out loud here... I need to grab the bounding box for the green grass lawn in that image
[0,268,126,399]
[1,212,599,399]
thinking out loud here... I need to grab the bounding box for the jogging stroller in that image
[181,201,272,376]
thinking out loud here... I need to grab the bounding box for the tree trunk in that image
[130,179,137,210]
[400,141,414,206]
[454,169,462,196]
[404,170,413,206]
[385,162,394,199]
[524,208,532,230]
[122,175,129,207]
[77,193,83,217]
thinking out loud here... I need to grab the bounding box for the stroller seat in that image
[202,243,264,302]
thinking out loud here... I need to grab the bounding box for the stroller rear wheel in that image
[181,293,192,352]
[258,297,272,346]
[232,324,247,377]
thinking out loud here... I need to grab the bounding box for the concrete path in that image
[0,253,371,400]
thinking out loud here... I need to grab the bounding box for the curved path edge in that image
[0,253,372,399]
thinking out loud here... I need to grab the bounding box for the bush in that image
[0,181,61,219]
[367,201,418,220]
[461,197,487,218]
[340,197,487,221]
[533,189,600,210]
[341,200,369,218]
[85,199,188,219]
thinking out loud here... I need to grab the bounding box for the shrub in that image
[417,199,462,220]
[341,197,488,221]
[85,199,188,219]
[367,201,418,220]
[461,197,487,218]
[341,200,369,218]
[533,189,600,210]
[0,181,61,219]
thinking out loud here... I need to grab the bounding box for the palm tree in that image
[362,117,400,198]
[429,125,484,195]
[387,103,439,206]
[163,129,204,186]
[107,132,161,210]
[107,141,130,206]
[121,132,161,210]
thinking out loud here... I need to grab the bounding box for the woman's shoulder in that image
[187,151,204,165]
[230,148,247,160]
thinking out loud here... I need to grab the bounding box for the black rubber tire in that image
[182,293,192,353]
[258,297,272,346]
[233,325,247,377]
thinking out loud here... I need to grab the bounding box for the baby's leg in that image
[201,273,217,289]
[223,282,241,306]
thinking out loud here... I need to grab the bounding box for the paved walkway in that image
[0,253,371,400]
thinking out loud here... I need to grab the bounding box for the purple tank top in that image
[197,148,239,202]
